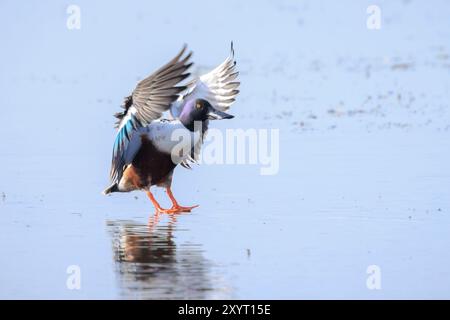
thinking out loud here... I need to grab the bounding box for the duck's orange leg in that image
[146,191,175,214]
[166,187,199,213]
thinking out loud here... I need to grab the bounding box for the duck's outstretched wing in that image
[173,43,240,169]
[170,42,240,118]
[107,46,193,186]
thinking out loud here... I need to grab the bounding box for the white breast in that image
[140,120,200,162]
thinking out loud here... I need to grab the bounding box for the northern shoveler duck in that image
[103,43,240,214]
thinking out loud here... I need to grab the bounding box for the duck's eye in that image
[195,102,202,110]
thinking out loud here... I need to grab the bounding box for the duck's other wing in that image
[170,42,239,119]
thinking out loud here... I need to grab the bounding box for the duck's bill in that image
[207,109,234,120]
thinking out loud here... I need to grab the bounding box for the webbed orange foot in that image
[170,204,199,213]
[146,189,199,214]
[166,187,199,213]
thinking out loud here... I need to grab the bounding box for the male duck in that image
[103,43,240,213]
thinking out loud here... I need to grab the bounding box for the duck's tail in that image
[102,183,118,195]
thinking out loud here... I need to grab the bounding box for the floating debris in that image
[436,53,449,61]
[391,62,414,70]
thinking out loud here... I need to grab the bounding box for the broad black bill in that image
[207,108,234,120]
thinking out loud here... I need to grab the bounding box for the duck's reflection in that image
[106,214,230,299]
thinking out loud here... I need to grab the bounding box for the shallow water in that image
[1,0,450,299]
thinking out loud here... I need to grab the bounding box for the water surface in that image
[1,0,450,299]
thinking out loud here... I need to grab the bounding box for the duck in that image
[103,43,240,214]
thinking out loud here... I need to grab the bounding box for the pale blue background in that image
[0,0,449,299]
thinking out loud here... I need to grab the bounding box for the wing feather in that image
[170,42,240,119]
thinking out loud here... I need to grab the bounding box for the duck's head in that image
[179,98,234,131]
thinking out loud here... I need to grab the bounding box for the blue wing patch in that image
[110,115,140,183]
